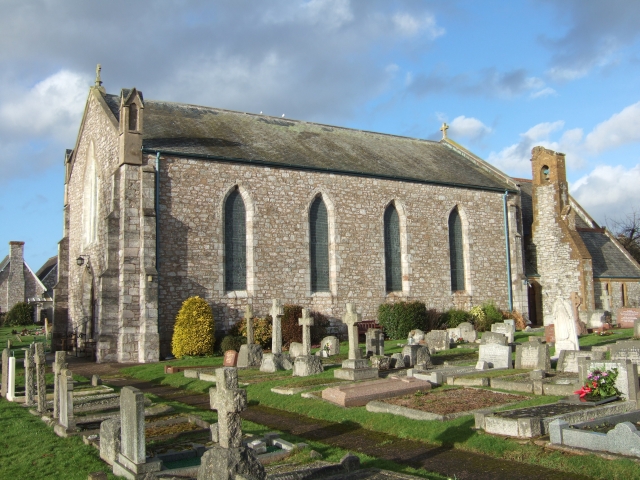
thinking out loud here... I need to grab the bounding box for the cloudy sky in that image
[1,0,640,269]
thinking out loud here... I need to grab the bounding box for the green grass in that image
[0,324,49,359]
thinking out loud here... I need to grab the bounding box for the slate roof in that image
[578,230,640,279]
[0,255,8,273]
[103,93,513,192]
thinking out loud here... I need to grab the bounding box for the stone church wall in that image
[155,154,520,356]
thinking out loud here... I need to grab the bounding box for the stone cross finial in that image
[95,64,102,87]
[440,122,449,140]
[298,308,314,356]
[270,299,284,354]
[209,367,247,449]
[244,305,254,345]
[342,303,362,360]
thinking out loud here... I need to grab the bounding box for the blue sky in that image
[1,0,640,269]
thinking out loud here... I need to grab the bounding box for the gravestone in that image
[223,350,238,367]
[288,342,303,359]
[23,345,36,406]
[557,350,605,373]
[292,309,323,377]
[318,336,339,356]
[491,323,515,343]
[446,327,462,342]
[54,368,74,436]
[390,353,405,369]
[407,329,425,344]
[6,356,16,401]
[402,344,421,367]
[544,324,555,344]
[478,344,512,369]
[617,308,640,328]
[1,348,8,398]
[504,319,515,329]
[365,328,384,356]
[458,322,477,343]
[237,305,263,368]
[635,319,640,338]
[35,343,47,413]
[552,298,580,356]
[370,356,391,370]
[113,386,162,478]
[199,367,265,480]
[515,342,550,371]
[92,374,102,387]
[610,341,640,366]
[579,359,639,401]
[259,299,292,372]
[53,351,67,419]
[480,332,507,346]
[334,303,377,381]
[425,330,449,352]
[100,419,121,466]
[415,346,432,370]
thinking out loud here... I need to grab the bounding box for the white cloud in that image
[584,101,640,154]
[392,13,444,38]
[571,164,640,224]
[263,0,354,29]
[530,87,557,99]
[448,116,491,142]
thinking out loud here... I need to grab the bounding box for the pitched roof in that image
[578,230,640,279]
[36,255,58,279]
[103,93,514,192]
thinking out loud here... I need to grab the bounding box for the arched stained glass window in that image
[225,189,246,291]
[310,196,329,293]
[384,204,402,292]
[449,207,465,291]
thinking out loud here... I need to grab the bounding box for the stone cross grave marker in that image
[298,308,314,356]
[53,351,67,419]
[270,299,284,355]
[209,367,247,449]
[6,355,16,401]
[553,297,580,356]
[23,345,36,406]
[58,368,74,431]
[343,303,361,360]
[244,304,254,345]
[35,342,46,413]
[1,348,8,398]
[366,329,384,356]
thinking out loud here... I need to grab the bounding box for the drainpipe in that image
[503,190,513,312]
[155,151,160,271]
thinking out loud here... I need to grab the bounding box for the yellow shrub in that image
[233,317,272,349]
[171,296,215,358]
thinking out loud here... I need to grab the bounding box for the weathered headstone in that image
[259,299,292,372]
[458,322,477,343]
[53,351,67,419]
[415,346,432,370]
[425,330,449,352]
[35,343,46,413]
[503,319,515,329]
[447,327,462,342]
[557,350,605,373]
[390,352,405,369]
[288,342,303,359]
[113,386,162,478]
[370,355,391,370]
[365,328,384,356]
[100,418,121,466]
[318,336,339,356]
[552,298,580,356]
[407,329,425,344]
[401,344,420,367]
[617,308,640,328]
[478,344,512,369]
[1,348,8,398]
[199,367,266,480]
[334,303,377,381]
[54,368,74,436]
[491,323,515,343]
[579,359,639,401]
[6,355,16,401]
[223,350,238,367]
[92,374,102,387]
[544,324,555,344]
[237,305,264,368]
[292,309,324,377]
[515,342,550,371]
[610,341,640,367]
[23,346,36,406]
[480,332,507,346]
[635,319,640,339]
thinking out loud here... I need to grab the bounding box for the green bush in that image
[171,296,215,358]
[220,335,246,353]
[6,302,33,327]
[378,301,428,340]
[442,309,471,328]
[230,316,272,348]
[470,300,504,332]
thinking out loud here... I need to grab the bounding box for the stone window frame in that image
[82,141,100,248]
[621,283,627,307]
[382,200,410,297]
[305,191,338,297]
[220,184,255,298]
[446,204,472,295]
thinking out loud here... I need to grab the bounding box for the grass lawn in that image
[0,324,49,359]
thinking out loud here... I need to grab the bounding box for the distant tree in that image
[607,207,640,264]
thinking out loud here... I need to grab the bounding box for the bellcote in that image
[118,88,144,165]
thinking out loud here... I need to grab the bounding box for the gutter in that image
[141,148,518,195]
[503,190,513,312]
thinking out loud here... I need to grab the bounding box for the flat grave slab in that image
[322,377,431,407]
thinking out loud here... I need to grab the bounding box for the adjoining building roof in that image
[103,93,514,192]
[36,255,57,280]
[578,230,640,279]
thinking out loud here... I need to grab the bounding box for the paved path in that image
[67,358,587,480]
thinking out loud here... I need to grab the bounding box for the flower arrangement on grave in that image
[323,342,331,355]
[574,367,620,399]
[455,337,466,344]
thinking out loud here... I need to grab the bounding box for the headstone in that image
[223,350,238,367]
[425,330,449,352]
[446,328,462,342]
[199,367,266,480]
[458,322,477,343]
[515,342,550,371]
[100,418,121,466]
[92,374,102,386]
[407,329,425,344]
[617,308,640,328]
[480,332,507,346]
[334,303,378,381]
[365,328,384,356]
[475,360,489,370]
[319,336,340,356]
[635,319,640,339]
[23,346,36,406]
[557,350,605,373]
[401,344,421,367]
[478,344,512,369]
[491,322,515,343]
[552,298,580,356]
[6,356,16,401]
[1,348,8,398]
[389,353,405,369]
[544,324,555,344]
[113,386,161,478]
[370,355,391,370]
[270,299,284,355]
[415,346,432,370]
[44,318,49,338]
[579,359,639,401]
[56,368,74,433]
[35,343,46,413]
[610,341,640,366]
[288,342,304,359]
[7,340,11,349]
[53,351,67,419]
[292,309,324,377]
[571,292,589,336]
[237,305,264,368]
[504,319,515,329]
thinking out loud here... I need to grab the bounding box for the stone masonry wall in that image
[155,154,520,356]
